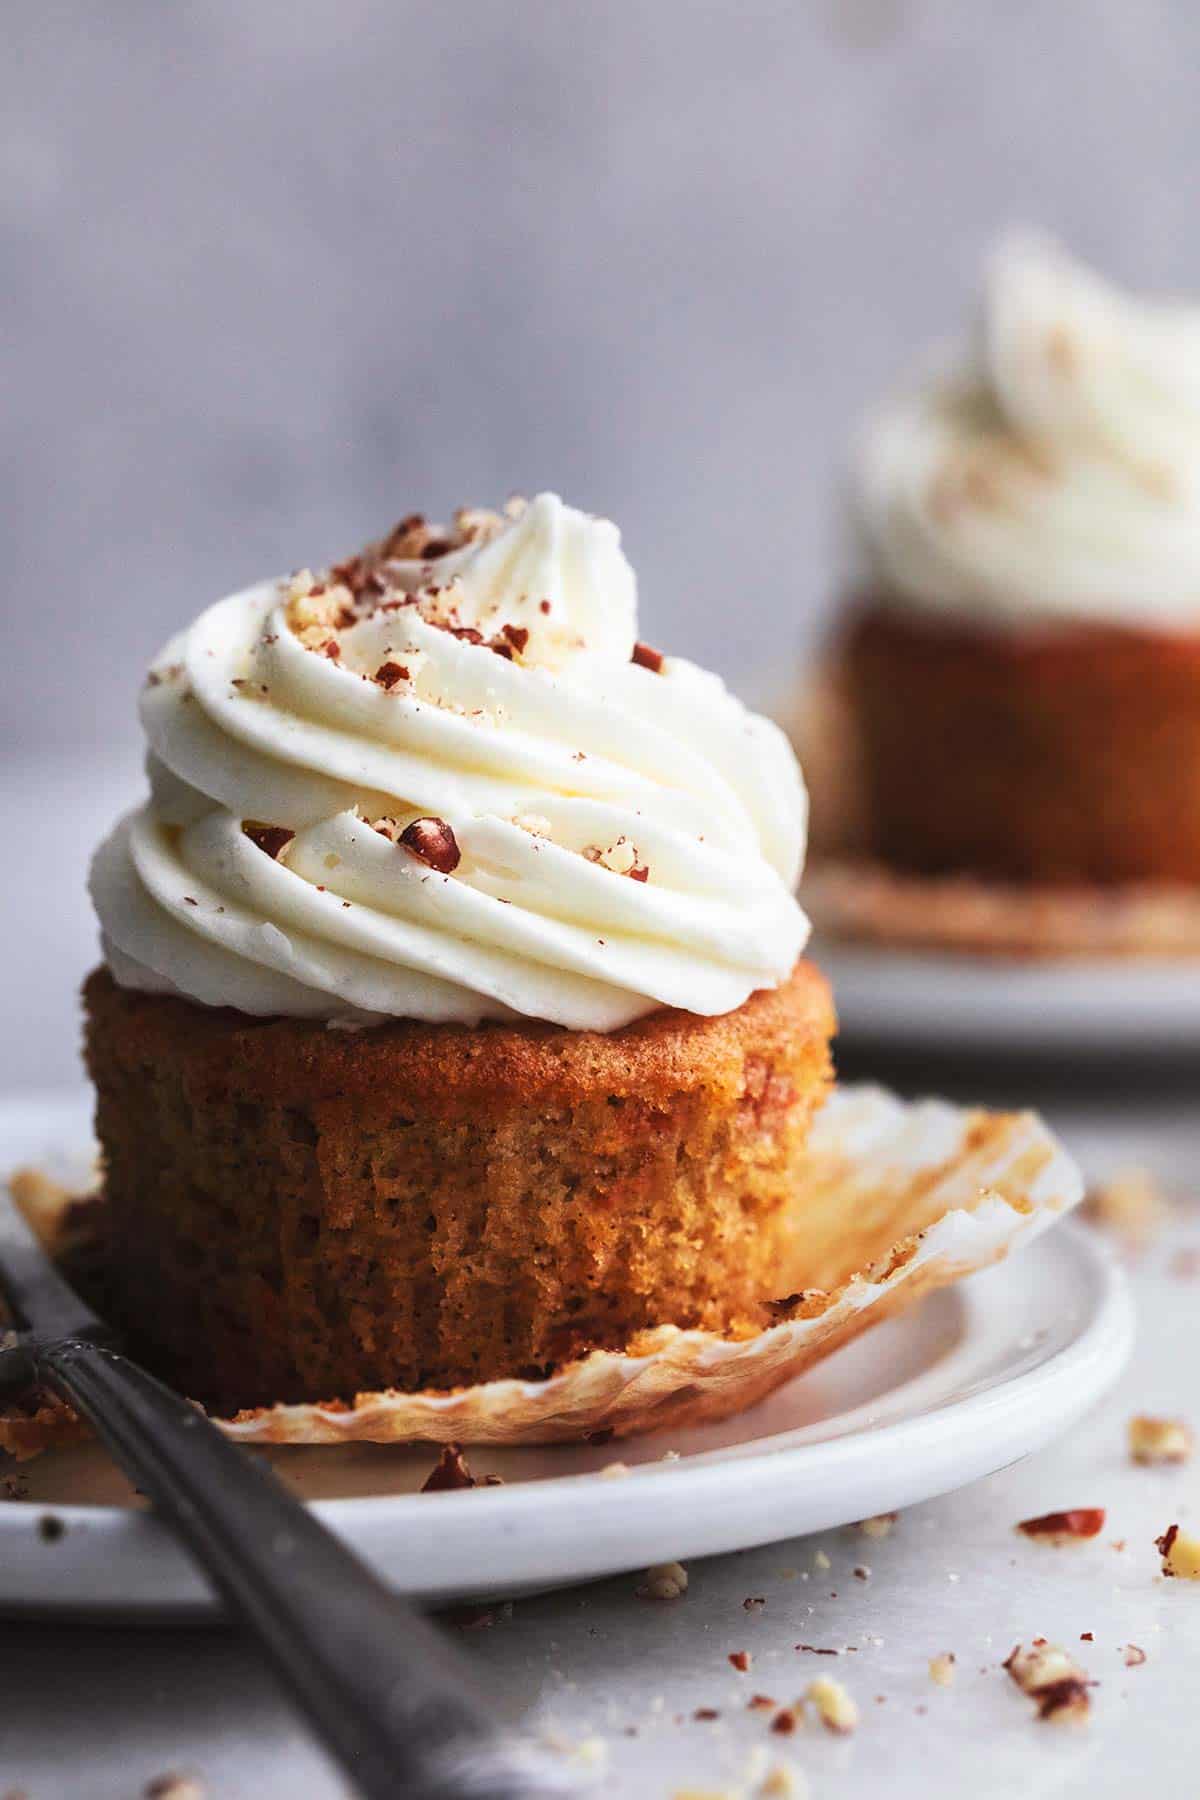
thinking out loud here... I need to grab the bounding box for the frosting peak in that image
[856,233,1200,632]
[397,491,638,672]
[91,496,809,1030]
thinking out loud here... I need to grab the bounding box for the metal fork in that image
[0,1185,573,1799]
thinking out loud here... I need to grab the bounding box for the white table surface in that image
[4,753,1200,1800]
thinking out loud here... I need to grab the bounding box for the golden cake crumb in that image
[1082,1168,1170,1247]
[638,1561,689,1601]
[928,1653,956,1688]
[855,1512,897,1538]
[805,1676,858,1734]
[1129,1415,1194,1465]
[760,1761,808,1798]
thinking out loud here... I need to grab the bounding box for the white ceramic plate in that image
[0,1092,1132,1621]
[818,940,1200,1055]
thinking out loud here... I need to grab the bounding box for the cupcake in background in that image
[806,234,1200,953]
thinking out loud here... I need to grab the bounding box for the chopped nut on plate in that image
[1129,1415,1194,1465]
[929,1652,956,1687]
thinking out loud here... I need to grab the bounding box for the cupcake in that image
[832,235,1200,901]
[87,493,832,1412]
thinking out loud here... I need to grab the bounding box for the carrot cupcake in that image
[834,235,1200,899]
[87,494,831,1411]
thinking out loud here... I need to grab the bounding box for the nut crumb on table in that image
[805,1675,858,1734]
[1156,1523,1200,1578]
[1003,1642,1093,1723]
[637,1561,688,1601]
[1129,1415,1194,1464]
[1016,1507,1105,1543]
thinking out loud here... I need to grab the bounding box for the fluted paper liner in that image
[1,1085,1082,1457]
[784,664,1200,959]
[807,858,1200,960]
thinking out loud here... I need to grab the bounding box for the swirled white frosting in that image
[91,493,809,1030]
[856,233,1200,632]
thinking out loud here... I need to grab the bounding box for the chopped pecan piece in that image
[399,817,461,874]
[421,1445,479,1492]
[632,640,664,673]
[1017,1508,1105,1543]
[374,661,410,689]
[243,822,295,861]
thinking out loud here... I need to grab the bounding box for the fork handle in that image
[36,1337,560,1800]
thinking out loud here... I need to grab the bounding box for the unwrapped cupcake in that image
[86,494,835,1413]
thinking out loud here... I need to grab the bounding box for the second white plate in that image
[818,939,1200,1055]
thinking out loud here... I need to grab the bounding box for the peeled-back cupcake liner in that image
[1,1084,1082,1457]
[806,857,1200,960]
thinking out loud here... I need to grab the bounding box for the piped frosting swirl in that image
[856,233,1200,633]
[92,494,809,1029]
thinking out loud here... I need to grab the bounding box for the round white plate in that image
[1,1091,1132,1621]
[818,939,1200,1054]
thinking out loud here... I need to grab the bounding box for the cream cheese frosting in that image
[91,493,810,1030]
[856,233,1200,633]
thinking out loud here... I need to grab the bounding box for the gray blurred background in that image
[4,0,1198,754]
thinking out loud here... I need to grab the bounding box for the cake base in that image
[841,604,1200,887]
[0,1084,1083,1453]
[82,964,834,1411]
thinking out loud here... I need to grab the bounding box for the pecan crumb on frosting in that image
[374,661,410,689]
[1017,1508,1105,1544]
[398,818,461,874]
[632,640,664,672]
[243,823,295,861]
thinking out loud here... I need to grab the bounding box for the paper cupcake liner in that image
[1,1085,1082,1456]
[806,857,1200,959]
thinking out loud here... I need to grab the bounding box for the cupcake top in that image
[856,233,1200,633]
[91,494,809,1030]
